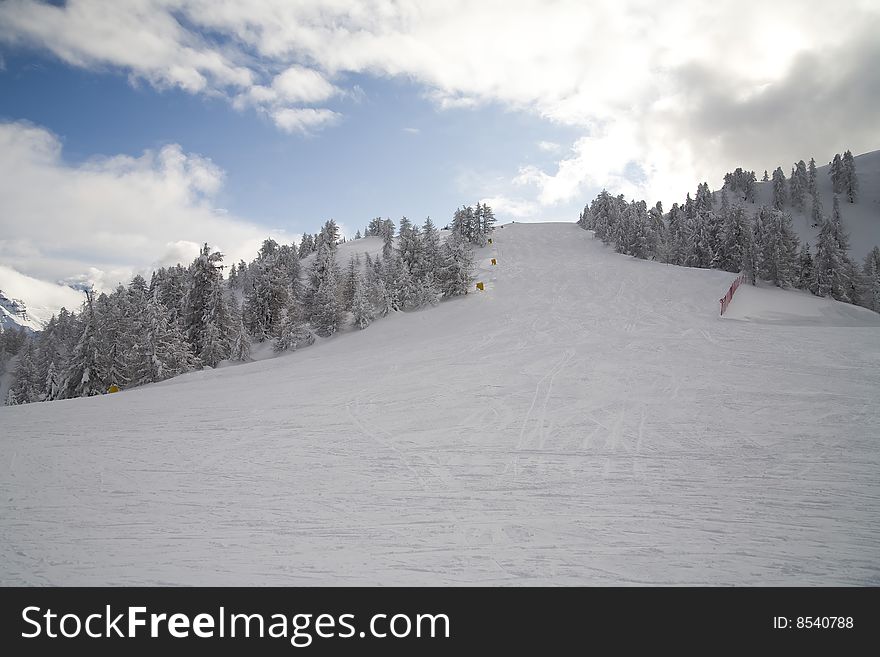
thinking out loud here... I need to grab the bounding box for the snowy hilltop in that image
[578,149,880,313]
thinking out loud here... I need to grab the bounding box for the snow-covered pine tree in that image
[393,257,417,310]
[44,359,61,402]
[9,339,41,404]
[762,170,769,182]
[278,242,303,302]
[350,273,375,329]
[796,242,815,293]
[771,167,788,210]
[742,216,760,285]
[397,217,425,276]
[830,153,844,194]
[60,291,106,398]
[228,299,251,362]
[686,189,713,268]
[227,262,239,289]
[199,282,232,368]
[664,202,688,265]
[830,195,851,254]
[842,149,858,203]
[628,200,650,259]
[274,303,315,352]
[308,237,343,336]
[135,296,200,385]
[413,271,442,309]
[182,243,231,367]
[809,185,823,228]
[381,219,395,261]
[646,201,664,258]
[342,253,361,311]
[760,209,799,288]
[577,204,592,230]
[451,207,468,240]
[298,233,314,258]
[808,157,818,197]
[744,171,757,203]
[814,216,849,301]
[244,239,290,341]
[862,246,880,312]
[480,203,496,236]
[420,217,442,277]
[720,202,748,273]
[790,160,807,212]
[437,233,474,297]
[98,287,134,391]
[465,205,478,244]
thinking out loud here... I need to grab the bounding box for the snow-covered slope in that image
[753,149,880,259]
[0,289,44,333]
[1,223,878,585]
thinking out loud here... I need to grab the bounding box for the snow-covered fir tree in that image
[759,208,799,288]
[350,273,375,329]
[790,160,807,212]
[274,303,315,352]
[134,296,199,385]
[796,242,815,293]
[771,167,788,210]
[842,150,858,203]
[437,232,474,297]
[830,153,844,194]
[244,239,290,341]
[60,292,106,398]
[808,157,818,197]
[182,243,231,367]
[862,246,880,312]
[307,230,343,336]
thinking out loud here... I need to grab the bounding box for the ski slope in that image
[2,222,879,585]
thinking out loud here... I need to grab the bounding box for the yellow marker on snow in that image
[488,238,493,244]
[476,282,484,291]
[107,384,120,394]
[491,258,497,265]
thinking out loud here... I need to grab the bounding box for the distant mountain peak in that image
[0,289,44,333]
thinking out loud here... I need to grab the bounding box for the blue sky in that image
[0,51,579,234]
[0,0,877,310]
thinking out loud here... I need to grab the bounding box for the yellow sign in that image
[476,282,484,291]
[488,238,492,244]
[491,258,497,265]
[108,384,120,394]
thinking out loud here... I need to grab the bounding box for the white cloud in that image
[537,141,561,153]
[271,66,339,104]
[0,121,294,311]
[480,196,541,220]
[270,107,341,135]
[1,0,877,207]
[402,127,420,134]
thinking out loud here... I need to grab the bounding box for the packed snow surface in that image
[2,222,879,585]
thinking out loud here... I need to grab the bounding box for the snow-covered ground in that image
[1,222,878,585]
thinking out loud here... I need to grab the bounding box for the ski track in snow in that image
[2,222,879,585]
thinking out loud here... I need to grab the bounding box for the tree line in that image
[3,204,497,406]
[577,151,880,311]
